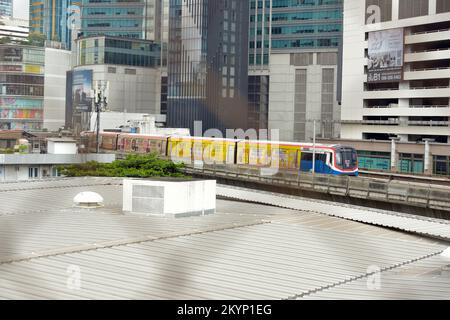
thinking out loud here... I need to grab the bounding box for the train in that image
[80,131,359,176]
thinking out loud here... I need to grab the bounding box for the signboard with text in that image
[367,28,404,83]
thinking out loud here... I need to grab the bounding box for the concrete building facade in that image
[0,44,45,131]
[266,52,341,142]
[0,44,72,132]
[248,0,343,142]
[341,0,450,144]
[0,153,115,181]
[67,35,162,134]
[0,17,29,42]
[43,47,72,131]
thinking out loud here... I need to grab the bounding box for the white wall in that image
[268,54,295,141]
[0,164,57,181]
[47,141,77,154]
[13,0,29,20]
[268,52,340,142]
[43,48,72,131]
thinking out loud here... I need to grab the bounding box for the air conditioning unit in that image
[123,179,216,218]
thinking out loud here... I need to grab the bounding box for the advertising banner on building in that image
[24,64,44,74]
[0,98,43,109]
[0,65,22,72]
[72,69,93,112]
[367,28,404,83]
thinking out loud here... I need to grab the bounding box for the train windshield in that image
[336,148,357,170]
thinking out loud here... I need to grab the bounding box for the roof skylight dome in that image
[73,192,104,208]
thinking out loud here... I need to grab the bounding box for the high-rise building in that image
[29,0,81,49]
[167,0,250,134]
[341,0,450,144]
[249,0,342,67]
[80,0,161,41]
[0,0,12,18]
[248,0,343,142]
[67,35,162,134]
[29,0,44,34]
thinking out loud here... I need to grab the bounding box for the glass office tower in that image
[80,0,161,41]
[0,0,12,17]
[167,0,250,133]
[249,0,343,66]
[29,0,81,49]
[248,0,343,141]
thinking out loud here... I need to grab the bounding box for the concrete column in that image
[429,0,437,15]
[390,137,399,172]
[423,138,435,175]
[392,0,399,21]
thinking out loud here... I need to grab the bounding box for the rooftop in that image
[0,178,449,299]
[46,138,77,143]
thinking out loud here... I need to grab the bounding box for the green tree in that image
[27,32,46,47]
[0,36,12,44]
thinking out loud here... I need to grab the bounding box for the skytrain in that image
[81,132,359,176]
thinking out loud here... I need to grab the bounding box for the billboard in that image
[367,28,404,83]
[72,69,93,112]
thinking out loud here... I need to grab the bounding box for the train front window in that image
[336,149,357,169]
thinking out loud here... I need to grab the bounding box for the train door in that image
[226,143,235,164]
[192,139,203,163]
[144,138,150,153]
[236,142,247,165]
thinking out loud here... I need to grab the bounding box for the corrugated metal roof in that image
[0,221,446,299]
[217,185,450,241]
[301,255,450,300]
[0,178,449,299]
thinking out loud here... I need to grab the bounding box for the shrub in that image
[58,153,187,178]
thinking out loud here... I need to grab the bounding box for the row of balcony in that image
[342,119,450,127]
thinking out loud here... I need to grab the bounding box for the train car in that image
[236,140,301,169]
[100,132,120,151]
[237,140,358,176]
[79,131,120,152]
[84,130,358,176]
[117,133,168,156]
[80,131,97,153]
[168,136,238,165]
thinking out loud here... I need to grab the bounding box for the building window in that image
[28,167,38,179]
[52,167,60,177]
[290,53,313,66]
[399,0,429,19]
[433,156,450,176]
[108,67,116,73]
[294,69,307,141]
[398,153,424,173]
[124,68,136,75]
[365,0,392,23]
[357,151,391,171]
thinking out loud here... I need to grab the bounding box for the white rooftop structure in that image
[46,138,77,155]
